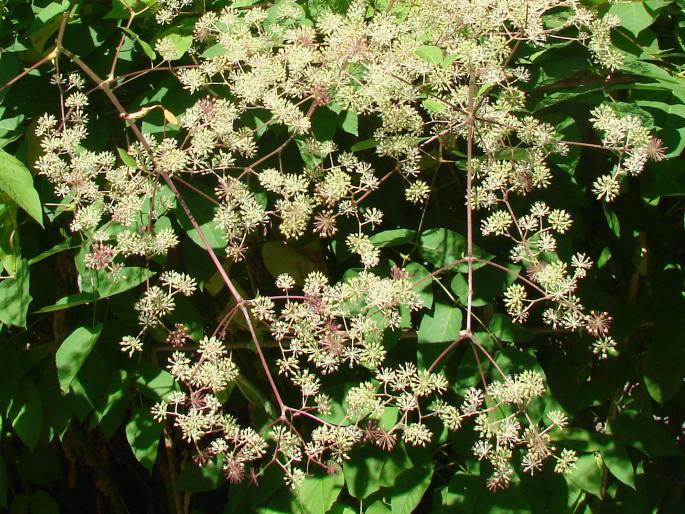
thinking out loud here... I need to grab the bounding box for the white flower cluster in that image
[34,0,645,491]
[590,104,663,202]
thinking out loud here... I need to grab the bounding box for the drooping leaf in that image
[56,325,102,393]
[0,150,42,225]
[0,258,32,327]
[121,27,156,60]
[390,465,433,514]
[117,147,138,168]
[125,407,162,471]
[599,440,636,490]
[295,472,344,514]
[566,453,602,498]
[9,378,42,451]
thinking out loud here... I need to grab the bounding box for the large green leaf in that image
[176,459,225,492]
[343,447,392,499]
[390,465,433,514]
[126,407,162,471]
[599,440,636,490]
[0,258,32,327]
[9,378,42,451]
[0,150,42,226]
[370,229,416,248]
[418,303,462,343]
[55,325,102,393]
[609,1,654,36]
[566,453,602,498]
[295,472,344,514]
[610,411,680,458]
[418,228,491,271]
[261,241,326,285]
[414,46,443,66]
[37,267,154,313]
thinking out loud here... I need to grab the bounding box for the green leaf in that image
[311,106,339,141]
[418,228,466,268]
[28,238,75,265]
[36,1,70,23]
[261,241,326,285]
[174,185,226,249]
[599,441,636,490]
[365,502,391,514]
[0,149,42,226]
[642,315,685,403]
[295,472,344,514]
[378,444,412,488]
[35,292,98,313]
[422,98,447,113]
[159,33,193,61]
[117,147,138,169]
[176,459,225,492]
[235,375,277,418]
[450,264,519,307]
[351,138,378,152]
[137,365,177,401]
[418,228,492,271]
[9,378,42,451]
[56,325,102,393]
[121,27,156,60]
[610,410,680,457]
[340,110,358,136]
[566,453,602,498]
[406,262,433,310]
[0,259,32,327]
[370,229,416,248]
[414,45,443,65]
[418,303,462,343]
[125,407,162,471]
[390,465,433,514]
[609,1,654,36]
[488,314,534,343]
[29,491,58,514]
[308,0,352,17]
[85,266,155,298]
[343,447,391,499]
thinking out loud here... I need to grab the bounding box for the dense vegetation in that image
[0,0,684,513]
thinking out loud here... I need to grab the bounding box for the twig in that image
[465,66,476,334]
[428,331,473,373]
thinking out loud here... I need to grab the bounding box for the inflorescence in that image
[35,0,656,491]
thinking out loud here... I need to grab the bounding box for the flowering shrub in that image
[0,0,684,512]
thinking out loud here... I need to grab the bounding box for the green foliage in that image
[0,0,683,513]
